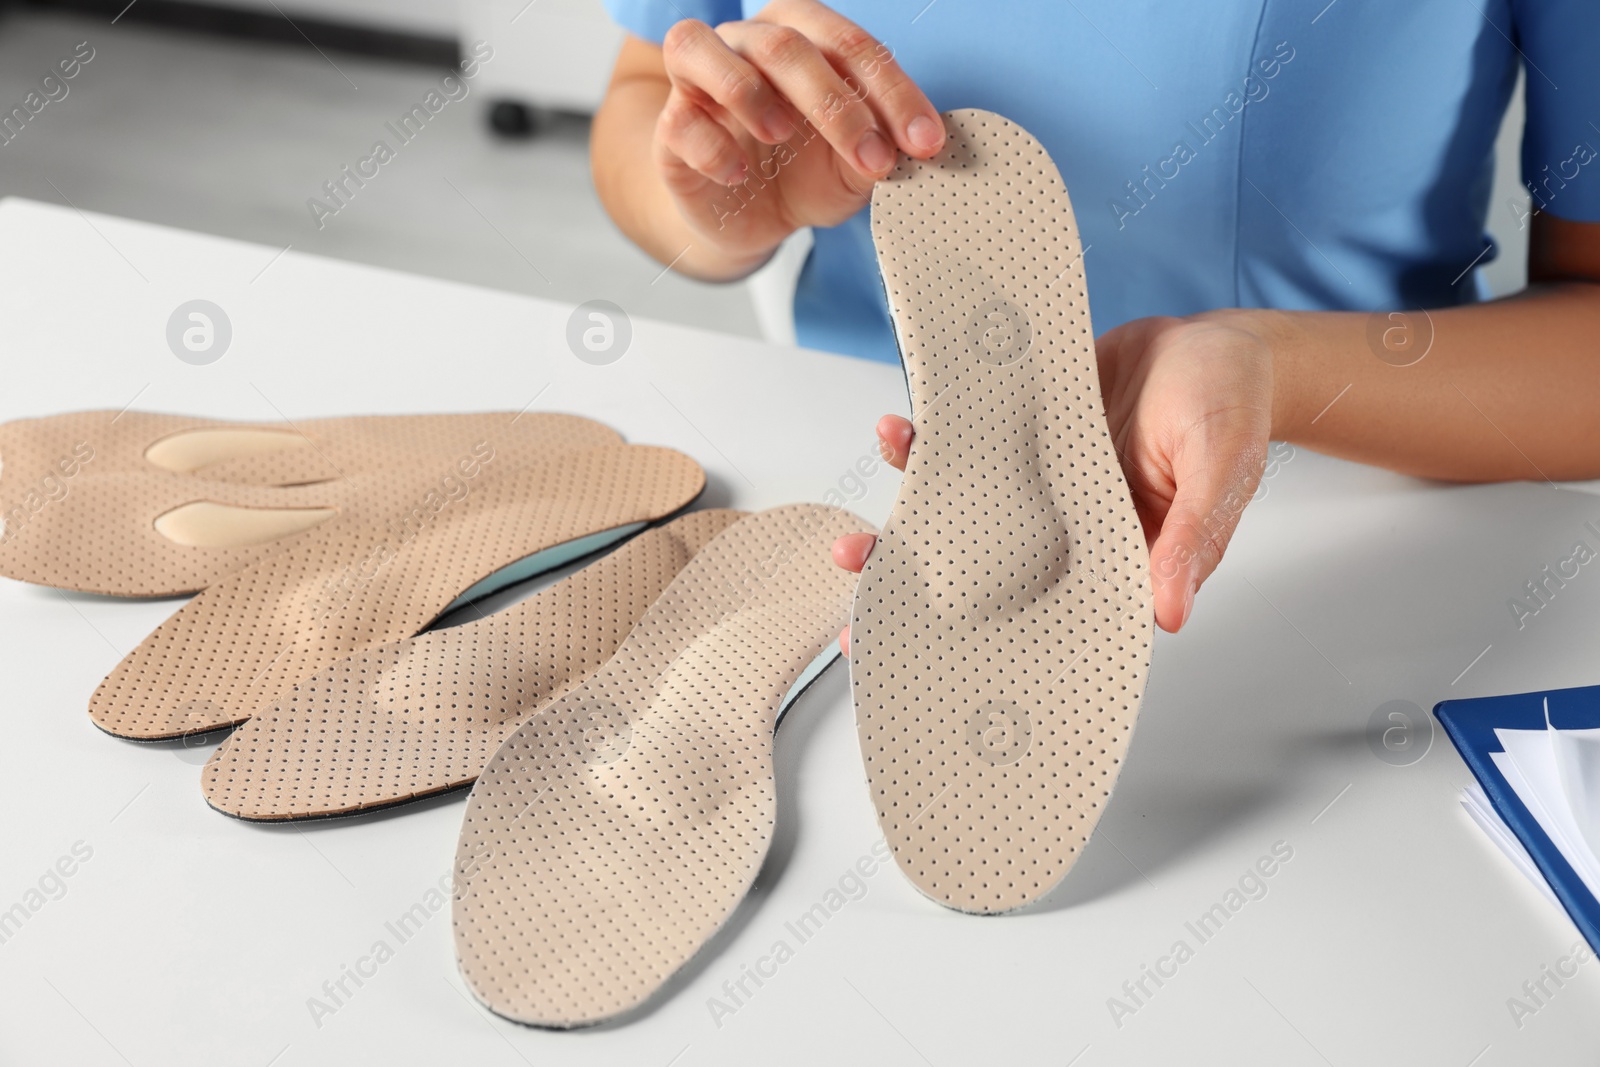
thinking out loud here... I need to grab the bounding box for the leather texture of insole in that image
[201,509,745,821]
[88,445,705,739]
[0,409,620,487]
[452,503,873,1028]
[0,414,620,596]
[852,109,1154,915]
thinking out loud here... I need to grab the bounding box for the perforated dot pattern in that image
[851,109,1154,914]
[88,445,705,740]
[0,411,622,596]
[201,509,744,820]
[452,503,874,1028]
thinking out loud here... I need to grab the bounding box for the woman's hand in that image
[649,0,945,276]
[833,312,1279,649]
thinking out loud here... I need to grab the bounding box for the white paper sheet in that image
[1545,703,1600,862]
[1484,697,1600,907]
[1460,783,1562,908]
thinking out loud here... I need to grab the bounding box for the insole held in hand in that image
[851,109,1155,915]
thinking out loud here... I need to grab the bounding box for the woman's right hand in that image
[653,0,946,274]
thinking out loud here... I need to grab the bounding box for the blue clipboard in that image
[1435,684,1600,954]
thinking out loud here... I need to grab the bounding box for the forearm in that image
[1220,280,1600,483]
[590,46,773,282]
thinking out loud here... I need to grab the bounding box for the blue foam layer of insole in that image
[441,522,646,614]
[776,641,842,729]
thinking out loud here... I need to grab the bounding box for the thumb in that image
[1147,443,1265,633]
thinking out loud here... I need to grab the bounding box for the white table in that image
[1,196,1597,1066]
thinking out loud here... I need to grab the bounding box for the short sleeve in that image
[603,0,745,44]
[1513,0,1600,222]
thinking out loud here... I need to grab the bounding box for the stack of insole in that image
[0,406,878,1025]
[0,107,1156,1029]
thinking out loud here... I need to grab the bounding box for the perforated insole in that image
[452,503,874,1028]
[0,413,621,596]
[88,445,705,740]
[0,409,620,486]
[201,509,745,821]
[852,109,1154,914]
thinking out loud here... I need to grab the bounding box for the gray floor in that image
[0,9,761,337]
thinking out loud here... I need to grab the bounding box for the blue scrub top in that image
[605,0,1600,364]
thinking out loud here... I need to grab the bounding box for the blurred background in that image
[0,0,1532,342]
[0,0,767,339]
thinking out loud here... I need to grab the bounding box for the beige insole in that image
[852,110,1155,914]
[201,509,745,821]
[0,413,621,596]
[0,409,621,487]
[452,503,873,1028]
[89,445,705,740]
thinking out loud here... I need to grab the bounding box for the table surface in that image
[1,195,1598,1066]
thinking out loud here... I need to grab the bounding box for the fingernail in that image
[906,114,943,153]
[1180,579,1197,629]
[855,129,895,173]
[763,106,794,142]
[720,159,748,185]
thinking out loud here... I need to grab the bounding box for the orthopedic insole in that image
[0,413,621,596]
[452,503,873,1028]
[852,109,1154,914]
[89,445,704,740]
[0,409,619,486]
[201,509,745,820]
